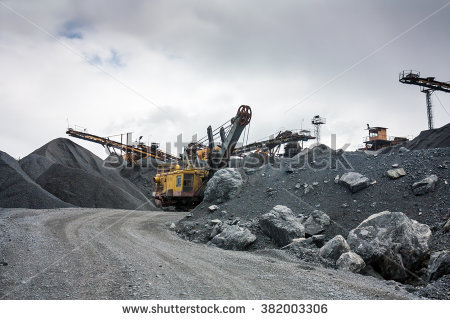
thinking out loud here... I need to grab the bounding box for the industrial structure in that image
[66,128,178,165]
[311,115,326,144]
[153,105,252,207]
[399,70,450,130]
[361,125,408,151]
[67,106,319,208]
[232,129,315,158]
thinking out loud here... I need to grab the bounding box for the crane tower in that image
[311,115,326,144]
[399,70,450,130]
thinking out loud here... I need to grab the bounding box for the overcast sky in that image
[1,0,449,159]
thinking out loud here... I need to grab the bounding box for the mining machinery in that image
[153,105,252,208]
[232,129,315,158]
[66,128,178,165]
[399,70,450,130]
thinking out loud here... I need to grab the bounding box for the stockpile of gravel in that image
[0,151,72,209]
[406,123,450,150]
[177,146,449,254]
[18,138,155,210]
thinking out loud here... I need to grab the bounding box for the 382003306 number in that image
[261,304,327,314]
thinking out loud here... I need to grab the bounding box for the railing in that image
[399,70,420,80]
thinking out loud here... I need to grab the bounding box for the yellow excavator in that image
[153,105,252,208]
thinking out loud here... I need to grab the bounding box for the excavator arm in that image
[207,105,252,171]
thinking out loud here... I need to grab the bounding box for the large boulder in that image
[303,210,331,236]
[204,168,243,203]
[347,211,431,281]
[319,235,350,262]
[427,250,450,281]
[412,175,438,196]
[210,224,256,250]
[336,251,366,273]
[259,205,305,246]
[339,172,370,193]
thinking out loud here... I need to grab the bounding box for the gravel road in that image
[0,208,416,300]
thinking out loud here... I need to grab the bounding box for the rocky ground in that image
[0,208,419,299]
[0,125,449,299]
[177,146,450,298]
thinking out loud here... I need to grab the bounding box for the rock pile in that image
[1,138,156,210]
[0,151,72,209]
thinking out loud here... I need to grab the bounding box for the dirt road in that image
[0,208,415,299]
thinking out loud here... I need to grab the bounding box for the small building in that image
[362,125,408,150]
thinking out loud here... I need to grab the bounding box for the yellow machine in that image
[153,163,209,207]
[153,105,252,208]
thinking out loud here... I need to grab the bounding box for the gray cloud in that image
[0,0,449,159]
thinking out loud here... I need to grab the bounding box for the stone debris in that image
[412,174,438,196]
[386,168,406,179]
[319,235,350,262]
[339,172,371,193]
[336,251,366,273]
[260,205,305,246]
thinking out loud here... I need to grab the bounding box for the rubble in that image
[336,251,366,273]
[260,205,305,246]
[412,175,438,196]
[319,235,350,262]
[427,250,450,281]
[339,172,371,193]
[209,224,256,250]
[386,168,406,179]
[208,205,219,212]
[303,210,331,236]
[203,168,243,203]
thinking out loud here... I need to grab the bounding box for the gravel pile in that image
[17,138,155,210]
[176,144,449,293]
[406,123,450,150]
[0,151,72,209]
[178,147,449,251]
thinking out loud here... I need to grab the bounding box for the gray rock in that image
[283,237,317,250]
[208,205,219,212]
[427,250,450,281]
[259,205,305,246]
[444,219,450,233]
[391,163,399,168]
[209,222,223,239]
[209,219,221,225]
[386,168,406,179]
[210,224,256,250]
[336,251,366,273]
[399,147,409,153]
[319,235,350,262]
[295,183,301,189]
[169,223,176,230]
[412,175,438,196]
[347,211,431,281]
[334,175,340,184]
[204,168,243,203]
[312,234,326,247]
[303,210,331,236]
[304,185,314,194]
[339,172,370,193]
